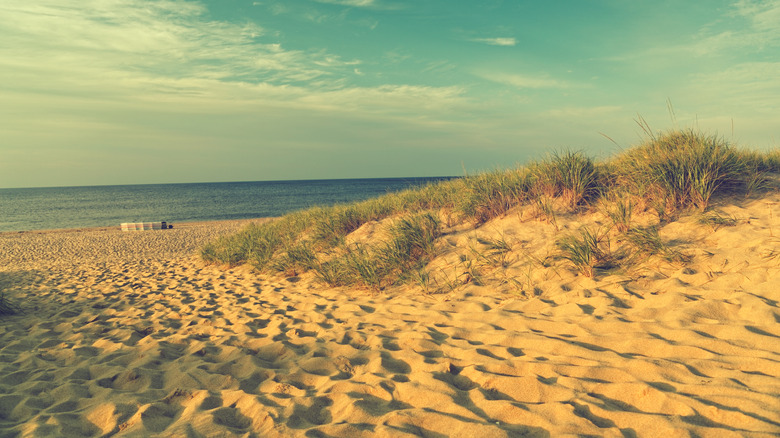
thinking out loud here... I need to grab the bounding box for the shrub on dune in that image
[315,212,441,290]
[610,130,756,217]
[556,227,612,277]
[456,169,531,224]
[532,150,600,209]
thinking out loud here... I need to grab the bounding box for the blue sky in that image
[1,0,778,188]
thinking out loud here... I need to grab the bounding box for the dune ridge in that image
[1,191,779,437]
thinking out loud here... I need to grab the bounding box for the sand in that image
[1,198,779,437]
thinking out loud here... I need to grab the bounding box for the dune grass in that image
[697,211,738,231]
[531,150,600,209]
[555,227,612,278]
[622,226,690,264]
[311,213,441,290]
[202,128,777,289]
[609,129,758,219]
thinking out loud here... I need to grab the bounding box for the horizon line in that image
[0,175,461,191]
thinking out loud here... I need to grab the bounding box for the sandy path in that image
[1,212,779,437]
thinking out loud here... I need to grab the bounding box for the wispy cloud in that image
[543,106,623,119]
[313,0,377,7]
[0,0,460,118]
[479,72,573,89]
[686,62,780,112]
[306,85,465,113]
[733,0,780,35]
[472,37,516,47]
[599,0,780,64]
[0,0,366,85]
[680,0,780,55]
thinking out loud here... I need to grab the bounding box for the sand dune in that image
[1,197,779,437]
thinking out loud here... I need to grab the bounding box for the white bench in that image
[120,222,169,231]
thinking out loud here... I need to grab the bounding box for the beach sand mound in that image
[1,196,779,437]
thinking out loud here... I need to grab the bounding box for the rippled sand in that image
[1,201,779,437]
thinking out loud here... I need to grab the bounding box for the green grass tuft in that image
[556,227,612,277]
[456,169,531,224]
[271,242,319,277]
[604,196,634,233]
[313,206,371,247]
[532,150,600,209]
[381,213,441,273]
[610,129,757,218]
[475,235,514,268]
[623,226,689,264]
[202,221,286,269]
[314,213,441,290]
[697,211,738,230]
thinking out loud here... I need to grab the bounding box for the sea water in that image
[0,178,454,232]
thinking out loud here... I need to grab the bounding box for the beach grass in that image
[601,192,634,233]
[622,225,690,264]
[608,129,758,219]
[697,210,738,230]
[202,128,777,289]
[531,150,600,209]
[555,227,613,278]
[313,212,441,290]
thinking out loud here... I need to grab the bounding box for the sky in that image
[1,0,778,188]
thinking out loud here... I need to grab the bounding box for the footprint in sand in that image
[157,342,186,360]
[350,392,411,417]
[381,337,401,351]
[24,393,55,410]
[212,406,251,430]
[287,396,333,428]
[97,369,152,392]
[199,394,223,410]
[238,371,274,395]
[140,402,181,433]
[51,413,102,436]
[380,352,411,374]
[506,347,525,357]
[46,399,80,414]
[0,394,25,422]
[475,347,506,360]
[434,366,479,391]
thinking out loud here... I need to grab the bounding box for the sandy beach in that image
[1,196,779,437]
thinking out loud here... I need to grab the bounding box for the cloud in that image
[304,84,465,113]
[542,106,624,119]
[727,0,780,48]
[684,0,780,55]
[598,0,780,65]
[0,0,460,118]
[313,55,362,68]
[479,72,573,89]
[312,0,376,6]
[473,37,516,47]
[0,1,269,81]
[733,0,780,32]
[686,62,780,112]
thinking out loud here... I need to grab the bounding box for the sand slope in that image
[1,198,779,437]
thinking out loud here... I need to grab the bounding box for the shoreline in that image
[0,217,273,237]
[0,218,270,271]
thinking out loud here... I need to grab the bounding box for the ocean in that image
[0,177,455,233]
